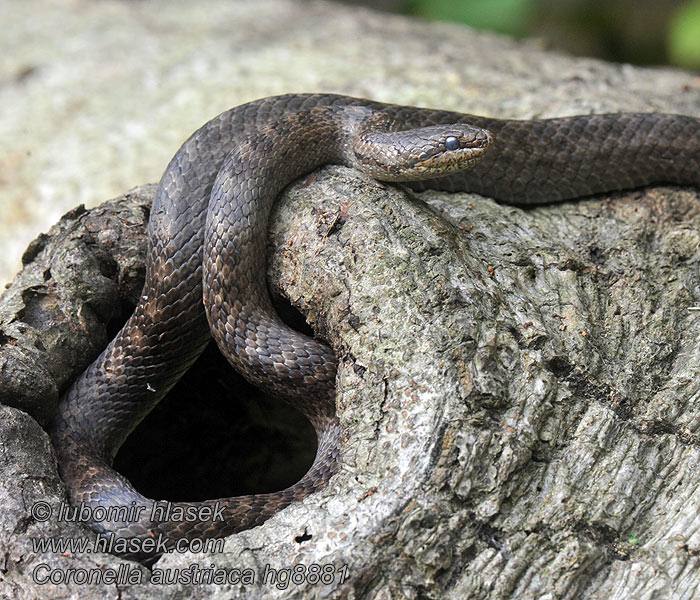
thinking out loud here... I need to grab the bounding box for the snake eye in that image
[444,136,459,151]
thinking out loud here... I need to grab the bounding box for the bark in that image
[3,168,700,599]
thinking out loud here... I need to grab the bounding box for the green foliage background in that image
[669,0,700,67]
[401,0,700,69]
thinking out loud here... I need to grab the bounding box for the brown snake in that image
[47,93,700,563]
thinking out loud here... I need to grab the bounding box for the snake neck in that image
[201,107,355,428]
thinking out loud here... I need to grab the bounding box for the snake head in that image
[352,123,492,182]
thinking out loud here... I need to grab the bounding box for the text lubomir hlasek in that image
[56,500,225,524]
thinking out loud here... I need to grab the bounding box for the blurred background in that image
[339,0,700,69]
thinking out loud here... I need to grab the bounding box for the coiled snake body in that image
[48,94,700,562]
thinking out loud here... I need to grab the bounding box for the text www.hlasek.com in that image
[31,532,224,556]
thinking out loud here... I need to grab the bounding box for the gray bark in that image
[2,1,700,599]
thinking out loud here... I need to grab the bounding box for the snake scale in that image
[47,93,700,563]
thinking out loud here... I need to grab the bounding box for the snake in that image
[47,93,700,563]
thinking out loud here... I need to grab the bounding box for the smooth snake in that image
[47,93,700,562]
